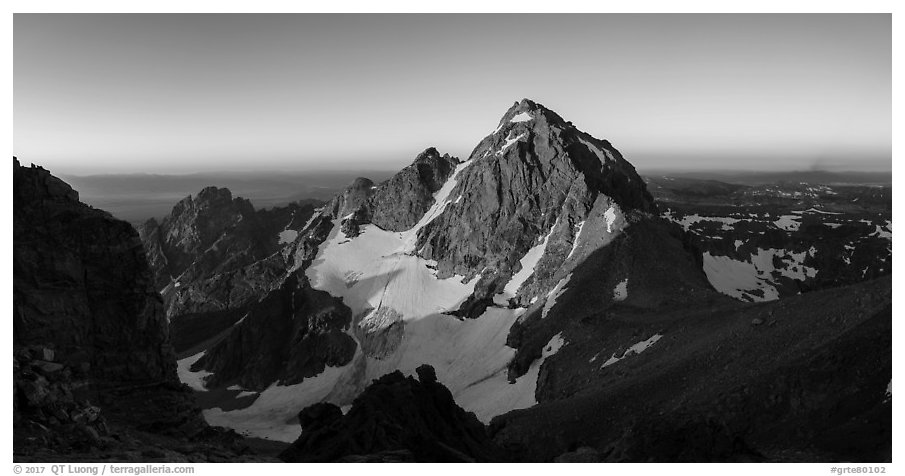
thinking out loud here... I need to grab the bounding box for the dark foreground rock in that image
[13,159,275,462]
[279,365,506,462]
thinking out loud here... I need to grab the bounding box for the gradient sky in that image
[14,13,891,174]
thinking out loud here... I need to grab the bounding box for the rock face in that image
[193,272,357,390]
[12,159,267,462]
[324,147,461,236]
[279,365,504,462]
[417,99,655,283]
[138,186,319,353]
[138,186,319,311]
[14,158,176,386]
[368,147,459,230]
[183,210,360,390]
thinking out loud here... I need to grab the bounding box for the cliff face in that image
[12,159,267,462]
[14,158,176,384]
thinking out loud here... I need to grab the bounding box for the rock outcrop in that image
[193,272,357,390]
[279,365,505,462]
[138,187,320,353]
[139,186,319,311]
[368,147,459,231]
[12,159,269,462]
[14,158,176,387]
[324,147,461,237]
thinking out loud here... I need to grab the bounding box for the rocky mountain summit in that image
[13,159,274,462]
[419,99,655,280]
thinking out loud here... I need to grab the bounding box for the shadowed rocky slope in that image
[490,276,892,462]
[279,365,504,462]
[13,159,273,462]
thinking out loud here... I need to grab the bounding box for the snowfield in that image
[203,364,349,442]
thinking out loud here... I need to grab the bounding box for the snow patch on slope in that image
[702,248,818,302]
[567,221,585,259]
[204,364,348,442]
[498,225,557,302]
[579,137,612,163]
[177,352,212,392]
[604,206,618,233]
[601,334,662,368]
[871,222,892,240]
[663,211,744,232]
[773,215,801,232]
[509,112,533,123]
[703,253,778,302]
[278,229,298,245]
[499,132,527,154]
[613,279,628,301]
[792,208,842,215]
[542,274,572,319]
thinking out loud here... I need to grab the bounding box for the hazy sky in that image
[14,13,891,174]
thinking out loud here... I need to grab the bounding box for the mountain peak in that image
[417,99,656,289]
[491,98,573,137]
[415,146,440,159]
[196,185,234,203]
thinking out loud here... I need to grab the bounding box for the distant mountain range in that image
[59,170,396,224]
[642,169,892,186]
